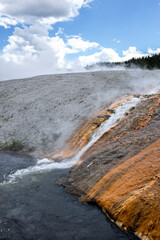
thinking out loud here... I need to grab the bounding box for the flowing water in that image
[0,96,141,186]
[1,87,160,240]
[0,152,139,240]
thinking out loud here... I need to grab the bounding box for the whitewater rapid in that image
[0,95,143,185]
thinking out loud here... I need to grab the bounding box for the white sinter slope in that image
[0,96,142,185]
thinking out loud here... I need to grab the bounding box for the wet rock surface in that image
[63,94,160,239]
[0,153,139,240]
[1,71,160,239]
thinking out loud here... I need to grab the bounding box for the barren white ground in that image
[0,70,160,158]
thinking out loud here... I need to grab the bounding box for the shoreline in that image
[1,70,160,239]
[0,152,139,240]
[63,92,160,240]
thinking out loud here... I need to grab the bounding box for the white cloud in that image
[0,31,70,80]
[113,38,120,44]
[122,47,148,61]
[83,0,93,7]
[0,0,93,26]
[79,48,122,66]
[0,22,100,79]
[2,25,100,65]
[148,48,160,54]
[0,0,158,80]
[0,0,97,80]
[0,16,17,28]
[78,46,151,67]
[1,25,68,66]
[0,41,157,80]
[56,27,64,36]
[67,36,99,52]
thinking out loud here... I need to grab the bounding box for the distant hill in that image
[86,53,160,70]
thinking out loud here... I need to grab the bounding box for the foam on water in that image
[0,96,142,185]
[69,96,141,164]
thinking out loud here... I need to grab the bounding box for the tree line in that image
[86,53,160,70]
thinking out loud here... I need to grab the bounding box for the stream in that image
[0,96,143,240]
[0,152,139,240]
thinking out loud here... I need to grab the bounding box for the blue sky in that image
[53,0,160,55]
[0,0,160,79]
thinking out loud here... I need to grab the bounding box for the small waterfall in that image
[0,96,142,185]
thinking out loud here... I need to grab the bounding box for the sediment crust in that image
[1,71,160,239]
[1,70,160,157]
[63,93,160,240]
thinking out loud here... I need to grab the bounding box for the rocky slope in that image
[1,70,160,239]
[1,70,160,158]
[63,93,160,240]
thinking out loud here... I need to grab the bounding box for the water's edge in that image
[1,88,159,239]
[0,152,139,240]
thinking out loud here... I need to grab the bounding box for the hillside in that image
[1,70,159,158]
[63,91,160,240]
[1,70,160,239]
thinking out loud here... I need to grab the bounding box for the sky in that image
[0,0,160,80]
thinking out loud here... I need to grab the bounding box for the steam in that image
[0,95,142,185]
[0,79,159,186]
[128,72,160,94]
[1,70,160,159]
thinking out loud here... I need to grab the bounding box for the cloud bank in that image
[0,0,92,26]
[0,0,159,80]
[79,47,150,67]
[0,0,98,79]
